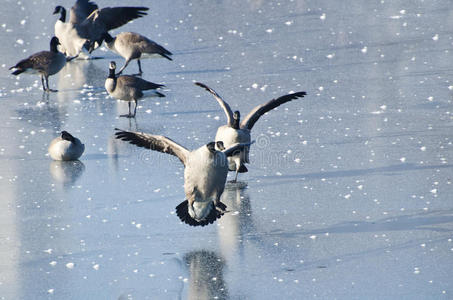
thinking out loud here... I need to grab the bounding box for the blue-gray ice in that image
[0,0,452,299]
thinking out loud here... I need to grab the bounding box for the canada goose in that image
[48,131,85,161]
[195,82,307,182]
[114,129,253,226]
[103,32,172,75]
[53,0,148,57]
[9,37,66,92]
[105,61,165,118]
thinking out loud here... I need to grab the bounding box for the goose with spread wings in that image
[195,82,307,182]
[114,129,253,227]
[53,0,148,57]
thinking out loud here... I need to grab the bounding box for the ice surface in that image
[0,0,453,299]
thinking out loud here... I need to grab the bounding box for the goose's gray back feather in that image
[112,32,172,59]
[105,75,163,102]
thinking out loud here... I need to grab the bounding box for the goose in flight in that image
[105,61,165,118]
[53,0,148,57]
[103,32,173,75]
[195,82,307,182]
[10,37,66,92]
[115,129,253,226]
[48,131,85,161]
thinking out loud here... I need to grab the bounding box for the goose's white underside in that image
[54,20,86,57]
[184,147,228,220]
[215,125,251,171]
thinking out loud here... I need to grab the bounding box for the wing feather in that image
[69,0,98,24]
[222,141,254,157]
[82,6,148,38]
[114,129,189,165]
[118,75,164,90]
[240,91,307,130]
[195,82,234,126]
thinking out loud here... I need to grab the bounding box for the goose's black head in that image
[108,61,116,79]
[50,37,60,53]
[102,32,114,44]
[216,141,225,151]
[232,110,240,129]
[206,142,217,154]
[61,131,75,143]
[53,6,66,22]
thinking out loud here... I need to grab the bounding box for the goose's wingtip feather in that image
[175,200,226,227]
[194,82,209,90]
[292,91,307,98]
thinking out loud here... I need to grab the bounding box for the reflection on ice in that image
[57,60,94,91]
[49,160,85,188]
[15,93,66,130]
[184,250,228,300]
[218,184,253,261]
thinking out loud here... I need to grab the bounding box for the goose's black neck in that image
[58,7,66,22]
[232,119,240,129]
[50,38,59,53]
[108,68,116,79]
[207,142,217,154]
[61,131,75,143]
[232,111,241,129]
[103,33,114,44]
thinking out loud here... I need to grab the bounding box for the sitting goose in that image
[115,129,253,226]
[53,0,148,57]
[195,82,307,182]
[10,37,66,93]
[103,32,173,75]
[105,61,165,118]
[48,131,85,161]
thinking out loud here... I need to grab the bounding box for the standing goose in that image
[105,61,165,118]
[48,131,85,161]
[10,37,66,92]
[195,82,307,182]
[103,32,173,75]
[115,129,253,226]
[53,0,148,57]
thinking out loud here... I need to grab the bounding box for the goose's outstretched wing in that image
[69,0,98,24]
[195,82,234,126]
[240,91,307,130]
[115,129,189,165]
[222,141,255,157]
[80,6,148,39]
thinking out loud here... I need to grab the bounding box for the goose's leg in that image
[116,59,131,75]
[40,75,47,92]
[214,195,227,213]
[120,102,133,118]
[232,168,239,183]
[132,99,138,117]
[137,60,143,75]
[88,40,101,54]
[66,54,79,62]
[231,158,240,183]
[45,75,58,92]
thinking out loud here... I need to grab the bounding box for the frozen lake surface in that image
[1,0,453,299]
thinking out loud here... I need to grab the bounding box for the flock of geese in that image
[9,0,307,227]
